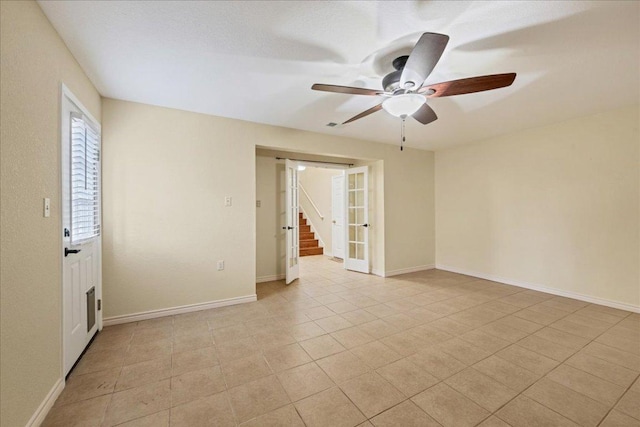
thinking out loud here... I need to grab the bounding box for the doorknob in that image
[362,224,369,228]
[332,220,336,224]
[282,226,293,230]
[65,247,81,257]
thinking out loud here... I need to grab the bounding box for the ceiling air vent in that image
[326,122,338,127]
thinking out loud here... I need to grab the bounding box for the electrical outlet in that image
[217,260,224,271]
[256,200,261,208]
[224,196,232,207]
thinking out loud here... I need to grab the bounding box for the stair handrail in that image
[299,183,324,220]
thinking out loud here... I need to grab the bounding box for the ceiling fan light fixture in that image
[381,93,426,118]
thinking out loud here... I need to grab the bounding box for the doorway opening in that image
[60,85,103,376]
[256,148,384,286]
[298,163,345,259]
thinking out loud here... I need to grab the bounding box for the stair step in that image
[300,239,319,248]
[300,247,324,256]
[299,218,307,226]
[299,225,311,233]
[300,231,315,240]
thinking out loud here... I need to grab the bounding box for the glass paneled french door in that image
[284,159,300,284]
[345,166,369,273]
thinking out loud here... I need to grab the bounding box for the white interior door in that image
[284,159,300,284]
[62,89,102,375]
[345,166,369,273]
[331,173,345,259]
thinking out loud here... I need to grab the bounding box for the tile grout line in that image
[301,271,634,425]
[595,371,640,427]
[371,292,632,425]
[47,259,638,426]
[498,307,636,427]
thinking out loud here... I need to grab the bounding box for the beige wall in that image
[102,99,257,318]
[0,1,102,425]
[436,106,640,308]
[299,166,344,255]
[103,99,435,317]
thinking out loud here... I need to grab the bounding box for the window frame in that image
[68,111,101,245]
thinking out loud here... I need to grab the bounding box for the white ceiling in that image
[39,1,639,150]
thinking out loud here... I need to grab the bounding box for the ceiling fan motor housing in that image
[382,69,403,92]
[383,55,413,92]
[392,55,409,71]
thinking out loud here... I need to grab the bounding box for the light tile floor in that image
[44,255,640,426]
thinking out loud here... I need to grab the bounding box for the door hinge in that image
[97,299,102,311]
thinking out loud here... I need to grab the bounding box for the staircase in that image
[299,212,323,256]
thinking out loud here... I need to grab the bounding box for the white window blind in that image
[70,113,101,244]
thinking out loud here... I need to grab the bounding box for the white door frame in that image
[259,155,375,280]
[60,84,102,375]
[331,172,345,260]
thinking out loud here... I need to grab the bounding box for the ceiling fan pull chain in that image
[401,116,406,151]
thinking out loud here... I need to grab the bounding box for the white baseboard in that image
[371,268,385,277]
[27,377,64,427]
[103,294,257,326]
[256,274,285,283]
[385,264,435,277]
[436,264,640,313]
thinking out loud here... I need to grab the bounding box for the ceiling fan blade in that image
[412,103,438,125]
[421,73,516,98]
[343,104,383,124]
[312,84,384,96]
[400,32,449,90]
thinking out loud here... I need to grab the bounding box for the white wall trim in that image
[371,268,385,277]
[384,264,436,277]
[60,83,104,377]
[26,377,64,427]
[103,294,257,326]
[61,83,100,129]
[257,274,285,283]
[437,264,640,313]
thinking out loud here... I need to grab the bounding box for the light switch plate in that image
[224,196,232,207]
[217,260,224,271]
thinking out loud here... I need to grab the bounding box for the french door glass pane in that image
[347,170,366,261]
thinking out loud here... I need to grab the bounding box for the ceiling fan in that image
[312,32,516,127]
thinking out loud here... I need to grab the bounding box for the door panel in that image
[345,166,369,273]
[331,174,345,259]
[62,92,101,375]
[285,159,299,284]
[70,261,82,333]
[65,244,97,371]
